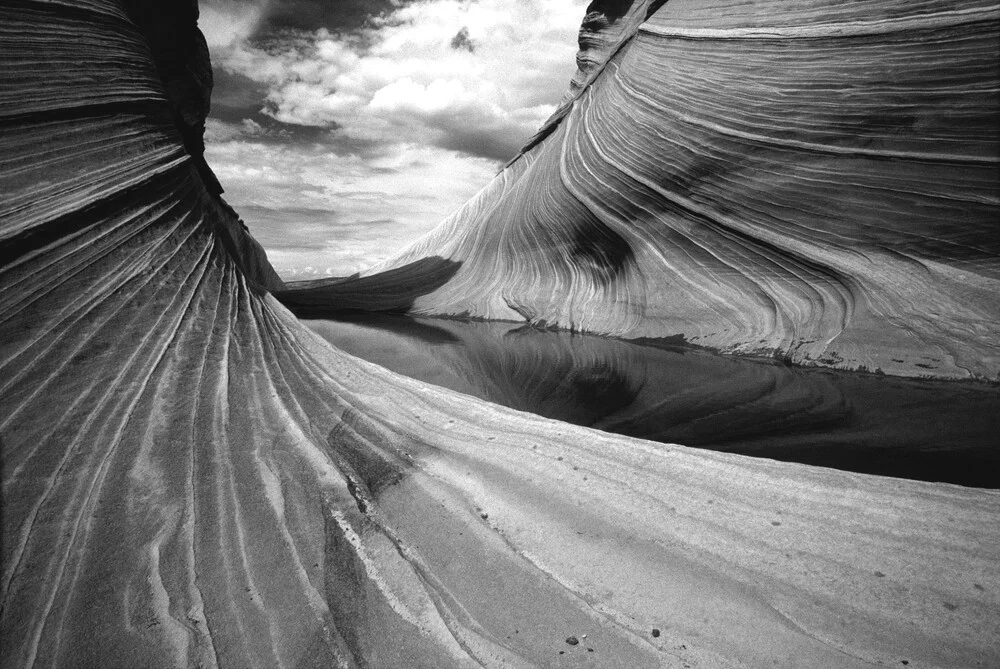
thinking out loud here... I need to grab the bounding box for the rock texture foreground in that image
[283,0,1000,381]
[2,1,999,668]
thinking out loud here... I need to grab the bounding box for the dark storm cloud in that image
[208,69,336,143]
[450,26,475,53]
[202,0,583,162]
[209,68,267,122]
[258,0,399,35]
[199,0,407,40]
[437,126,523,163]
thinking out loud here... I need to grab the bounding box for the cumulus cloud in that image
[200,0,269,48]
[204,136,499,276]
[211,0,585,160]
[200,0,587,276]
[205,118,266,142]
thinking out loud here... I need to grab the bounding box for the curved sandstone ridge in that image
[289,0,1000,380]
[2,1,999,668]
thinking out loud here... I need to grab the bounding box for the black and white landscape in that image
[2,0,998,667]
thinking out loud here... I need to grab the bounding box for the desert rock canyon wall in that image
[2,1,999,668]
[282,0,1000,381]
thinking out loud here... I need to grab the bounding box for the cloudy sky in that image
[200,0,588,278]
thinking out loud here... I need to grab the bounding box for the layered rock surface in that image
[282,0,1000,380]
[2,1,999,669]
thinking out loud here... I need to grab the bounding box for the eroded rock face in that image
[2,2,999,668]
[328,0,1000,380]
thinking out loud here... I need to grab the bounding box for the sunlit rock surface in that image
[286,0,1000,380]
[2,1,1000,668]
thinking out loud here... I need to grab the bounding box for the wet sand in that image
[307,314,1000,488]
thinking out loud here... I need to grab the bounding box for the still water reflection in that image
[306,315,999,488]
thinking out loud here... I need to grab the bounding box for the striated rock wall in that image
[316,0,1000,380]
[2,1,999,668]
[0,0,282,292]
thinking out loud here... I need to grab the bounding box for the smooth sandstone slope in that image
[2,1,999,669]
[282,0,1000,381]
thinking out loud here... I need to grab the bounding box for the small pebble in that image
[566,636,579,645]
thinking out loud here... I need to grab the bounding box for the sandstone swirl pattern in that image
[2,1,999,668]
[284,0,1000,380]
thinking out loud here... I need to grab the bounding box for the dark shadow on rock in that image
[290,622,353,669]
[568,215,634,288]
[275,256,461,317]
[582,0,637,28]
[121,0,221,191]
[326,408,409,511]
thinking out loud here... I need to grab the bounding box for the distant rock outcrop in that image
[295,0,1000,380]
[2,1,999,668]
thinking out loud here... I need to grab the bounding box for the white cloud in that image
[205,118,267,142]
[213,0,586,160]
[369,77,467,114]
[205,137,499,277]
[201,0,588,275]
[200,0,270,48]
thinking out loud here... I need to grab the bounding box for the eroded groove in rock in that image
[315,0,1000,380]
[2,1,999,668]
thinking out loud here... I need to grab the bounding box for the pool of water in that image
[306,314,999,488]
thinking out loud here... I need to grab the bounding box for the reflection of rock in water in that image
[308,315,1000,487]
[457,324,647,425]
[601,356,854,446]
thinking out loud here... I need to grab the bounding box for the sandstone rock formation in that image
[2,1,999,668]
[283,0,1000,381]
